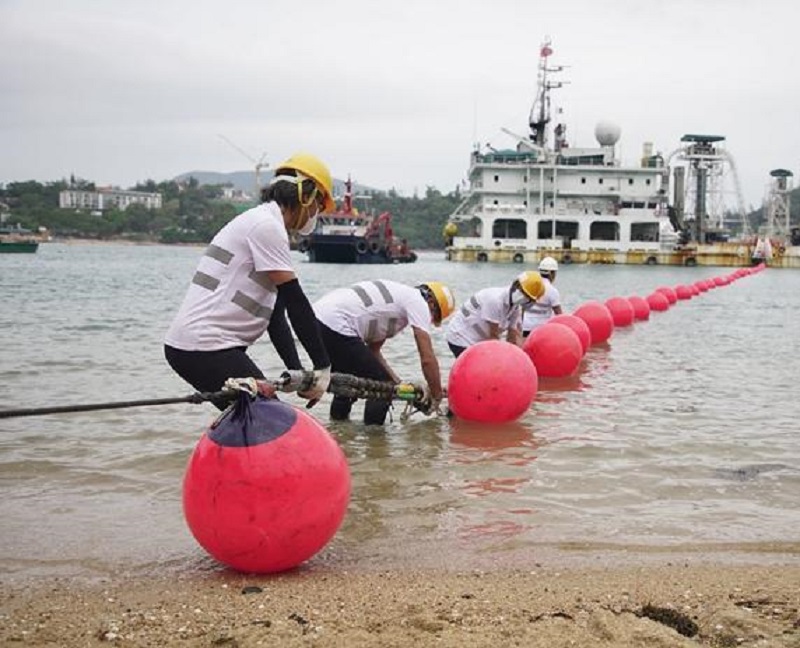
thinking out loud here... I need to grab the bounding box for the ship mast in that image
[528,38,563,149]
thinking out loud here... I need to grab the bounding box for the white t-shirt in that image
[522,279,561,332]
[164,202,293,351]
[314,280,431,342]
[445,286,521,348]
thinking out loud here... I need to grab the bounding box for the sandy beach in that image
[3,557,799,647]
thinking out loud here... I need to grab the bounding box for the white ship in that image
[444,40,798,268]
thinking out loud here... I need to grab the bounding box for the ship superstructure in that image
[444,40,761,267]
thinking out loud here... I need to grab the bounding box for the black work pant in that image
[317,321,393,425]
[164,345,264,410]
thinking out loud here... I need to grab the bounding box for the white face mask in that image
[298,211,318,236]
[510,288,531,307]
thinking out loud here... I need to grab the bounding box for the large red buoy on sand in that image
[573,301,614,345]
[627,295,651,321]
[646,291,670,311]
[604,296,635,327]
[547,313,591,355]
[183,398,351,574]
[448,340,537,423]
[523,322,583,378]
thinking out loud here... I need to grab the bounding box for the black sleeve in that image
[277,279,331,370]
[266,293,303,370]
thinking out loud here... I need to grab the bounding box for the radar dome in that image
[595,121,621,146]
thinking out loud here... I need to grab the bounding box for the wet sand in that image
[3,559,799,647]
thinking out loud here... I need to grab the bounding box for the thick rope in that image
[0,373,424,419]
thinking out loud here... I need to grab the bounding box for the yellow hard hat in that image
[419,281,456,325]
[274,152,336,213]
[516,271,545,300]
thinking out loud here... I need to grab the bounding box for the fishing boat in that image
[0,225,40,253]
[443,39,795,268]
[298,177,417,264]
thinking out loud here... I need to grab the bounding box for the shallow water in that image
[1,243,799,581]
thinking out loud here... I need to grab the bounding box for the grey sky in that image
[2,0,797,208]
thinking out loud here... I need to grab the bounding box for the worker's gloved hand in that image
[297,366,331,408]
[223,377,259,399]
[415,385,446,417]
[223,377,276,400]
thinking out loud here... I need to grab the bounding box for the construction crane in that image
[217,134,268,198]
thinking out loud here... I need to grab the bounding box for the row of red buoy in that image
[182,263,765,575]
[447,263,766,423]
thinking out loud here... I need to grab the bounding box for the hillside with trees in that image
[0,177,462,249]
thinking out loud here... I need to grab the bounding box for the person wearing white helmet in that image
[521,256,563,336]
[164,153,336,409]
[313,280,456,424]
[446,272,545,358]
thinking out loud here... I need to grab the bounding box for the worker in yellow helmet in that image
[313,280,456,424]
[164,153,335,409]
[445,271,545,358]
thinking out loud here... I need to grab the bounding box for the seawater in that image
[1,242,799,581]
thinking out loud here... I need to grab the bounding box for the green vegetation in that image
[0,178,462,249]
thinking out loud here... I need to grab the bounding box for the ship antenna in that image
[527,38,563,149]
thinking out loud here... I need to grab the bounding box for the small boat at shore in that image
[298,177,417,264]
[0,225,41,253]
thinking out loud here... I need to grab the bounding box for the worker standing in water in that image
[522,256,563,336]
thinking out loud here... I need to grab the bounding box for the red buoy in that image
[183,398,351,574]
[547,313,591,355]
[573,301,614,345]
[674,284,693,300]
[604,296,635,327]
[627,295,651,321]
[448,340,537,423]
[646,291,670,311]
[522,322,583,378]
[655,286,678,304]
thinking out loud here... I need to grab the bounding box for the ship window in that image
[598,178,604,184]
[494,175,500,182]
[628,178,634,185]
[538,220,578,241]
[631,222,659,242]
[492,218,527,239]
[590,221,619,241]
[646,179,651,185]
[581,177,586,184]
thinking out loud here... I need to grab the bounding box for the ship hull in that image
[446,243,800,268]
[0,241,39,253]
[303,235,417,264]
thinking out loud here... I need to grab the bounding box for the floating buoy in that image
[547,314,591,355]
[573,301,614,345]
[713,276,728,287]
[448,340,537,423]
[655,286,678,304]
[646,291,670,311]
[183,398,351,574]
[693,280,707,293]
[604,296,635,327]
[627,295,651,321]
[522,322,583,378]
[674,284,693,300]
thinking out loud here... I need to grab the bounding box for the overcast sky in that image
[2,0,798,208]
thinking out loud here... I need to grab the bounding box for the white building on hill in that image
[59,188,163,211]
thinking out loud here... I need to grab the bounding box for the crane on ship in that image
[217,134,268,199]
[665,134,750,244]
